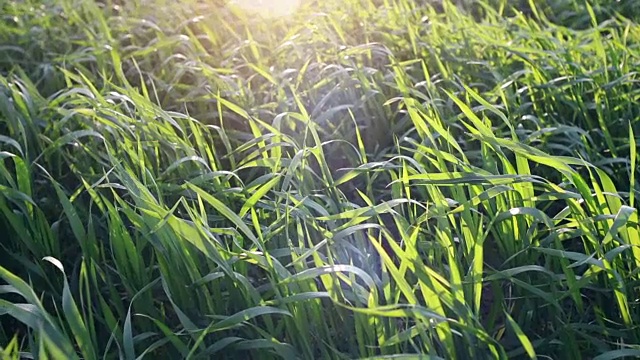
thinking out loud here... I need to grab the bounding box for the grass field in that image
[1,0,640,358]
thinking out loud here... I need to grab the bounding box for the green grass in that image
[1,0,640,358]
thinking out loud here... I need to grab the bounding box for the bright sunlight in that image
[231,0,302,18]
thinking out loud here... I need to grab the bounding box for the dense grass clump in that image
[1,0,640,358]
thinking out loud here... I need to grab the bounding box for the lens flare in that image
[232,0,302,18]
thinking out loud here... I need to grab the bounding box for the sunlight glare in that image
[232,0,302,18]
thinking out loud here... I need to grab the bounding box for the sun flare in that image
[231,0,302,18]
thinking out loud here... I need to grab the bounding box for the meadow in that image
[1,0,640,358]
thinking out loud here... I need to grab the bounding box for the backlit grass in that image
[1,0,640,358]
